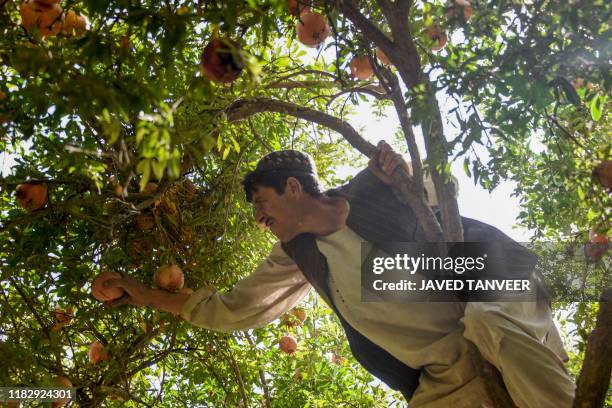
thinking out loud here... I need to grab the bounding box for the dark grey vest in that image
[281,169,539,400]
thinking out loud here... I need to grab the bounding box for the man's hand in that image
[368,140,411,185]
[104,274,192,316]
[104,274,154,308]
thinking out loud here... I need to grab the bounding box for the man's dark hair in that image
[242,169,322,202]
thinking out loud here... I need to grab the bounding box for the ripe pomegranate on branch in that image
[349,56,374,80]
[88,341,109,365]
[154,264,185,292]
[200,38,245,84]
[15,182,48,212]
[279,335,298,354]
[295,8,331,47]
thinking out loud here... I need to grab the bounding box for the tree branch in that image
[421,82,464,242]
[265,69,339,89]
[225,97,375,157]
[334,0,394,53]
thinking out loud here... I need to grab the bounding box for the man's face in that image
[250,183,301,242]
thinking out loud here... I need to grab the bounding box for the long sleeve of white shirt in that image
[179,241,311,332]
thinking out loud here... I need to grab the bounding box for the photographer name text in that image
[372,279,531,292]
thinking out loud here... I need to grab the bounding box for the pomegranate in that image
[183,179,197,200]
[136,212,155,230]
[426,26,447,51]
[39,21,63,38]
[282,307,307,327]
[113,183,123,196]
[128,237,154,258]
[349,56,374,80]
[330,352,345,365]
[19,1,40,30]
[91,271,124,302]
[55,307,74,324]
[279,335,298,354]
[16,182,48,212]
[54,375,72,387]
[154,264,185,292]
[88,341,109,364]
[19,0,63,38]
[51,322,64,332]
[589,228,609,244]
[52,376,73,408]
[287,0,306,15]
[37,2,61,29]
[375,47,391,66]
[584,242,608,262]
[120,35,130,49]
[62,10,88,36]
[296,9,330,47]
[446,0,473,22]
[200,38,244,84]
[142,182,158,194]
[594,160,612,190]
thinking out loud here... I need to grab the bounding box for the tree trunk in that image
[573,288,612,408]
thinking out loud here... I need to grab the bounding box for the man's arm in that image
[104,242,311,332]
[103,275,190,315]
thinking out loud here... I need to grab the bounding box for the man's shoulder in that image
[325,168,387,197]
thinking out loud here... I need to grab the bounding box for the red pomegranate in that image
[375,47,391,66]
[282,307,307,327]
[446,0,472,21]
[136,213,155,230]
[349,56,374,80]
[426,26,447,51]
[52,376,73,408]
[584,242,608,262]
[88,341,109,364]
[287,0,306,15]
[16,182,48,212]
[128,236,154,258]
[200,38,244,84]
[446,4,473,21]
[91,271,125,302]
[55,307,74,324]
[589,228,609,244]
[154,264,185,292]
[296,9,330,47]
[594,160,612,190]
[279,335,298,354]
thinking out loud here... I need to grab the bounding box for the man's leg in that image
[461,300,575,408]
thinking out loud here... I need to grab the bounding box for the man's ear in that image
[285,177,303,196]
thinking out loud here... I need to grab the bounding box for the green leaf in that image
[151,159,165,181]
[137,159,151,191]
[590,94,606,121]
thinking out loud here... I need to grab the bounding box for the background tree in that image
[0,0,610,406]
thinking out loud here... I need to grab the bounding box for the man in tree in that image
[105,142,576,407]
